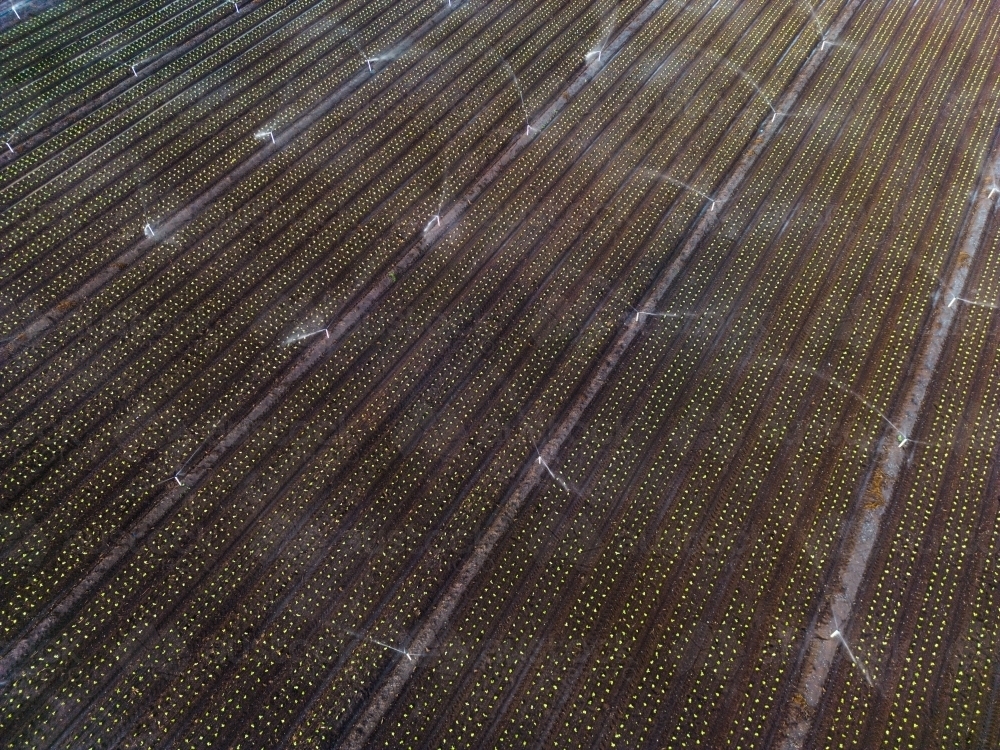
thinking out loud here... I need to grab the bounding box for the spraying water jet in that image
[643,169,717,210]
[827,615,874,687]
[497,53,537,137]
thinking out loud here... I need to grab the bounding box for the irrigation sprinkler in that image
[828,615,874,687]
[497,53,537,137]
[254,130,276,144]
[130,64,138,76]
[585,8,617,64]
[833,382,915,449]
[158,424,216,488]
[710,52,790,123]
[371,637,424,661]
[229,0,239,11]
[4,141,12,153]
[284,328,329,345]
[340,28,384,73]
[801,0,828,44]
[143,223,156,239]
[11,3,19,19]
[345,628,425,661]
[533,440,573,493]
[644,170,717,209]
[987,185,1000,199]
[771,359,923,450]
[626,304,697,322]
[425,174,449,233]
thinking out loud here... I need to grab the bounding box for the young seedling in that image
[284,328,330,345]
[827,615,874,687]
[255,130,276,144]
[498,53,537,136]
[644,170,717,210]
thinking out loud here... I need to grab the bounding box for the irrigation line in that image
[775,100,1000,750]
[337,0,865,745]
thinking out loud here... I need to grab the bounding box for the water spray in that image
[497,53,537,137]
[828,615,874,687]
[424,174,449,233]
[345,628,425,661]
[284,328,330,345]
[710,51,793,123]
[644,170,717,210]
